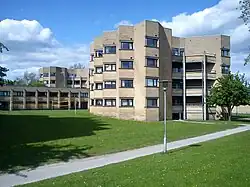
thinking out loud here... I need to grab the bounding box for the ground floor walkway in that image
[1,125,250,187]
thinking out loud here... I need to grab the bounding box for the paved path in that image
[1,125,250,187]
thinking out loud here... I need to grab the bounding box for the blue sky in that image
[0,0,249,79]
[1,0,220,44]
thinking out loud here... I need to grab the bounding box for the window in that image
[172,48,180,56]
[95,67,103,74]
[0,91,10,97]
[74,80,80,85]
[146,37,158,48]
[121,79,133,88]
[104,81,116,89]
[222,65,230,74]
[90,84,94,91]
[120,61,133,69]
[146,77,158,87]
[89,69,94,76]
[172,82,183,89]
[50,80,56,84]
[146,58,158,67]
[95,99,103,106]
[180,48,185,56]
[121,42,133,50]
[80,92,88,98]
[90,54,94,61]
[221,48,230,57]
[104,99,116,107]
[95,83,103,90]
[172,97,183,105]
[69,74,76,79]
[120,98,133,107]
[104,64,116,71]
[146,98,158,108]
[14,91,23,97]
[50,72,56,76]
[172,68,183,73]
[95,50,103,58]
[91,99,94,106]
[104,46,116,54]
[43,73,49,77]
[40,74,43,78]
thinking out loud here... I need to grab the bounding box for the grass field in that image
[20,131,250,187]
[0,110,238,174]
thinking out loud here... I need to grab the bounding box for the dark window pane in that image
[95,67,103,74]
[104,81,116,89]
[121,99,133,107]
[104,64,116,71]
[147,98,158,107]
[104,46,116,54]
[95,50,103,57]
[146,58,157,67]
[104,99,116,106]
[96,99,103,106]
[146,78,158,87]
[146,38,158,48]
[121,61,133,69]
[121,42,133,50]
[121,80,133,88]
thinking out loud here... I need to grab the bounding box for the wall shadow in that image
[0,114,110,174]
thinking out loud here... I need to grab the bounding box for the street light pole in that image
[163,87,167,153]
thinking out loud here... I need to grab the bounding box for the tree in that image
[15,71,45,87]
[239,0,250,65]
[0,67,9,86]
[0,42,9,53]
[0,42,9,86]
[69,63,85,69]
[207,73,250,121]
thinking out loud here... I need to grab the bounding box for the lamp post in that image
[160,80,169,153]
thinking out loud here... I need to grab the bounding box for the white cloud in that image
[114,20,133,28]
[153,0,250,79]
[0,19,89,79]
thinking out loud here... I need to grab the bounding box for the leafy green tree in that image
[28,80,45,87]
[207,73,250,121]
[0,42,9,86]
[239,0,250,65]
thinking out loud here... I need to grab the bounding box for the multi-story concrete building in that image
[39,66,88,88]
[89,20,230,121]
[0,86,89,110]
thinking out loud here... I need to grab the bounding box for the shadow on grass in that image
[0,114,109,174]
[231,116,250,124]
[167,144,202,155]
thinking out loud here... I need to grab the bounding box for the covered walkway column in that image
[9,89,13,111]
[23,89,26,109]
[57,91,61,109]
[78,91,81,109]
[47,90,50,109]
[68,91,71,110]
[35,90,38,109]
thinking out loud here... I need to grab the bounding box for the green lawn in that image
[0,110,237,174]
[21,131,250,187]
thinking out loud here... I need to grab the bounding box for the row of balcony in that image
[90,87,211,98]
[91,50,219,67]
[89,70,217,83]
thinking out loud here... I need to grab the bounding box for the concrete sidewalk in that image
[1,125,250,187]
